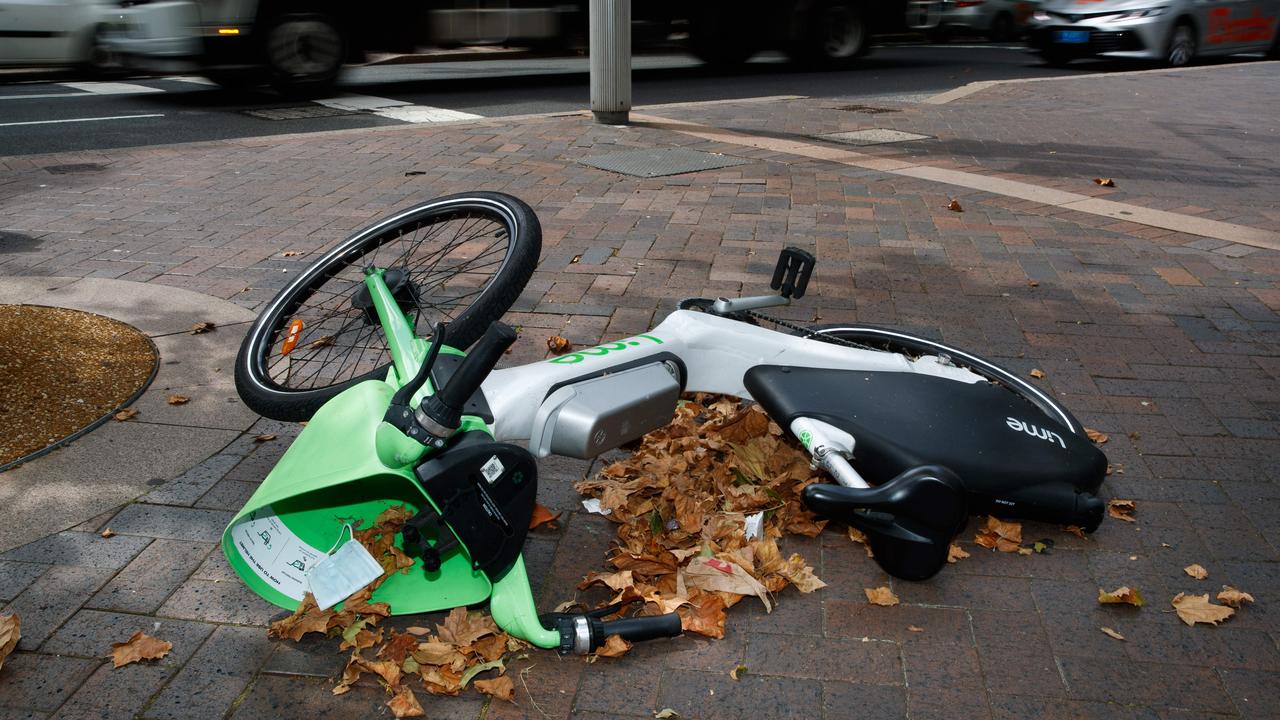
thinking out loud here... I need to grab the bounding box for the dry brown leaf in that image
[730,664,748,681]
[1063,525,1087,540]
[1029,368,1046,379]
[281,250,303,257]
[100,528,116,538]
[1098,586,1144,607]
[267,593,332,641]
[596,634,633,658]
[780,553,827,593]
[474,675,516,703]
[1093,178,1116,187]
[308,335,336,349]
[1028,280,1040,288]
[907,625,924,633]
[529,502,561,530]
[386,686,425,718]
[974,516,1022,553]
[1184,564,1208,580]
[1085,428,1108,444]
[166,394,190,406]
[865,587,899,607]
[947,544,970,563]
[436,607,497,646]
[412,641,463,667]
[113,408,139,421]
[1217,586,1255,608]
[189,321,216,334]
[1172,593,1234,626]
[1100,627,1126,641]
[1107,499,1136,523]
[111,631,172,668]
[403,626,432,636]
[253,434,277,442]
[679,593,727,639]
[0,614,19,671]
[547,336,571,354]
[947,199,963,212]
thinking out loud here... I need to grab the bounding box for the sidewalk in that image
[1,61,1278,720]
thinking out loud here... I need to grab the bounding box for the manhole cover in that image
[817,129,933,146]
[43,163,106,174]
[241,105,363,121]
[836,105,900,114]
[0,305,157,471]
[580,148,749,178]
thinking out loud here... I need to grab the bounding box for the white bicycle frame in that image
[481,309,987,482]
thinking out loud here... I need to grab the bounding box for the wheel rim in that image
[822,6,863,58]
[267,19,342,79]
[255,208,515,393]
[1168,27,1194,66]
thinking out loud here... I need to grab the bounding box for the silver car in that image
[933,0,1038,41]
[1028,0,1280,65]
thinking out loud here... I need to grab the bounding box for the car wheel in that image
[1043,50,1072,67]
[83,25,123,77]
[1164,21,1196,67]
[987,13,1016,42]
[264,13,345,97]
[788,0,869,67]
[689,1,759,66]
[1267,31,1280,59]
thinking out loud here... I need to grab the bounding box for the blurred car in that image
[932,0,1039,41]
[1028,0,1280,65]
[0,0,126,69]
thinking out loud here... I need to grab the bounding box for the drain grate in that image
[43,163,105,174]
[816,129,933,146]
[241,105,363,121]
[580,148,748,178]
[836,105,900,114]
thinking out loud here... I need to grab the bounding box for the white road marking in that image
[0,113,165,127]
[0,92,85,101]
[373,105,483,123]
[59,81,166,95]
[315,93,483,123]
[316,93,412,111]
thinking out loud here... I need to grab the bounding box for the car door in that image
[0,0,78,64]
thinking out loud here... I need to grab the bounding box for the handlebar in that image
[416,321,516,434]
[541,606,684,654]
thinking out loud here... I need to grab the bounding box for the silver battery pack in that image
[529,361,681,459]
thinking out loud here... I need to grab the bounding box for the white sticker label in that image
[480,455,504,484]
[229,506,325,601]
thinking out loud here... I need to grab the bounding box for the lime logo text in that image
[547,335,664,364]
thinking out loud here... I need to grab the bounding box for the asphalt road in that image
[0,43,1201,157]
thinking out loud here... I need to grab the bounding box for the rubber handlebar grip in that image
[435,321,517,415]
[598,613,683,644]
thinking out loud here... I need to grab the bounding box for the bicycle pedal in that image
[771,247,816,299]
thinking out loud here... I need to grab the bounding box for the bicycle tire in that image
[235,191,541,422]
[800,323,1087,438]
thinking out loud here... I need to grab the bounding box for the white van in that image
[1027,0,1280,65]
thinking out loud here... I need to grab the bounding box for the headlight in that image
[1032,9,1051,21]
[1113,6,1166,19]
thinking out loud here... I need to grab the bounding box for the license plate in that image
[1054,30,1090,43]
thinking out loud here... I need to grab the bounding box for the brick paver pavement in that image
[1,61,1278,719]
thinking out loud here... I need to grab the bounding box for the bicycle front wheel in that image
[235,191,541,421]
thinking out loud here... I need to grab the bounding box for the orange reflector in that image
[281,319,304,356]
[217,27,240,35]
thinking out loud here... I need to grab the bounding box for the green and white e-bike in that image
[229,191,1107,653]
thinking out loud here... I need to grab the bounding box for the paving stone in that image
[2,565,115,650]
[104,504,234,543]
[0,562,47,603]
[822,682,907,720]
[186,625,275,677]
[0,532,151,569]
[0,653,99,712]
[143,454,243,507]
[141,669,252,720]
[824,600,971,645]
[744,633,900,684]
[1057,655,1235,713]
[906,686,993,720]
[573,657,663,715]
[156,578,281,626]
[654,669,823,720]
[86,540,214,614]
[193,479,258,511]
[42,610,215,667]
[53,662,174,720]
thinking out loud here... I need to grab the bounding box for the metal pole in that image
[590,0,631,124]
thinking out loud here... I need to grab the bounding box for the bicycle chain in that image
[680,298,878,352]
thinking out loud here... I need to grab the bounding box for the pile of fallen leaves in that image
[573,394,827,643]
[267,506,522,717]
